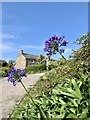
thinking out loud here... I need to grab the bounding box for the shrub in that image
[1,67,11,77]
[25,63,47,74]
[48,60,58,70]
[0,60,7,67]
[8,60,15,68]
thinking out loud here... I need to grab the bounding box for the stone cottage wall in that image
[15,55,26,69]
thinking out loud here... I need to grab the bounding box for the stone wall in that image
[15,55,26,69]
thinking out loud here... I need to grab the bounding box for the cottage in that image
[15,50,38,69]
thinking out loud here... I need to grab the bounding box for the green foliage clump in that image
[25,60,58,74]
[71,32,90,72]
[0,67,11,77]
[47,60,58,70]
[0,60,15,77]
[0,60,7,67]
[25,63,47,74]
[8,60,15,68]
[37,54,45,63]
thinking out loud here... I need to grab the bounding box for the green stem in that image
[20,80,47,119]
[59,53,66,60]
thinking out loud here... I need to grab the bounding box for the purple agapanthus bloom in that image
[43,35,68,57]
[46,52,52,56]
[20,69,27,77]
[61,40,68,46]
[12,79,19,86]
[8,68,27,86]
[59,49,65,54]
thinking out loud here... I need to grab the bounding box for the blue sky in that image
[2,2,88,61]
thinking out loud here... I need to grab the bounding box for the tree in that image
[0,60,7,67]
[37,54,45,63]
[75,32,90,46]
[8,60,15,68]
[72,32,90,72]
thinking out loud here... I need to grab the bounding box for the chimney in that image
[20,50,23,54]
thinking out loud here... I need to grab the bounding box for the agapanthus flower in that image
[43,34,68,57]
[8,68,27,86]
[59,49,65,54]
[61,40,68,46]
[20,69,27,77]
[58,37,63,43]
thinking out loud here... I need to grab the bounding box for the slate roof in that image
[23,53,38,60]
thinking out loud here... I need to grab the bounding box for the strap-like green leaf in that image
[68,98,78,107]
[59,98,66,105]
[72,79,82,98]
[67,88,82,100]
[69,108,76,114]
[66,113,77,118]
[60,91,75,98]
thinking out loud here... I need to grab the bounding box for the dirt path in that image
[0,73,44,119]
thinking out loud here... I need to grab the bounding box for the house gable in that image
[15,50,38,69]
[15,54,26,69]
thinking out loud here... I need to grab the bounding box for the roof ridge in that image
[22,53,38,59]
[23,53,38,56]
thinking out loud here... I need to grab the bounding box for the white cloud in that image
[2,44,13,51]
[3,33,16,39]
[0,42,18,52]
[0,33,16,41]
[0,33,18,52]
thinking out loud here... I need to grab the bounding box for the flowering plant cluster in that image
[8,68,47,119]
[44,35,68,57]
[8,68,27,86]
